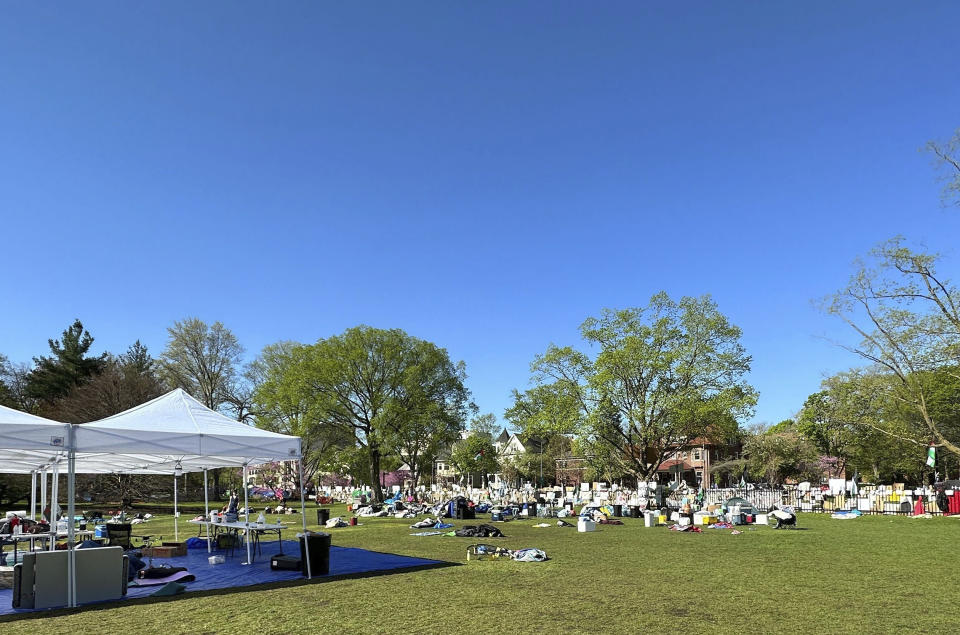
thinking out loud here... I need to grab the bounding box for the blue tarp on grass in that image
[0,539,443,616]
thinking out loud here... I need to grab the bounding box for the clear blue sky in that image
[2,2,959,427]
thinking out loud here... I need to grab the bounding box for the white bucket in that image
[643,511,656,527]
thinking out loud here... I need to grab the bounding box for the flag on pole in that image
[926,444,936,468]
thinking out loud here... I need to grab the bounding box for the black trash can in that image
[630,505,641,519]
[316,508,330,526]
[612,504,622,518]
[299,531,331,576]
[526,502,538,517]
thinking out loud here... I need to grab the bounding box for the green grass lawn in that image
[3,506,956,634]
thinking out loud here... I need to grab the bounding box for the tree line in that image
[2,129,958,503]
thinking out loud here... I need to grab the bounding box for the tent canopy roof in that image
[74,388,301,460]
[0,404,70,451]
[0,389,301,474]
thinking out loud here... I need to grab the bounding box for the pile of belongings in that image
[354,505,390,518]
[467,544,549,561]
[669,524,702,532]
[325,516,349,528]
[453,524,504,538]
[556,519,574,527]
[708,522,734,529]
[598,519,623,525]
[410,517,439,529]
[430,496,473,518]
[579,503,615,522]
[512,548,548,562]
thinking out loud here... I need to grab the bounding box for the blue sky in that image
[2,2,959,427]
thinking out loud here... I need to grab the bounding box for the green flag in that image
[926,444,936,468]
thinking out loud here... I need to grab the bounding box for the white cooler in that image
[577,517,596,532]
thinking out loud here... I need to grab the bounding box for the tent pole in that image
[204,469,211,553]
[243,464,252,565]
[173,472,179,542]
[40,470,47,523]
[66,427,76,608]
[30,471,37,520]
[299,459,311,579]
[49,462,59,551]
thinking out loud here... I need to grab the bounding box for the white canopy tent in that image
[74,389,303,548]
[0,404,72,523]
[0,390,311,608]
[74,389,300,460]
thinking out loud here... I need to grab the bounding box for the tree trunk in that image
[369,446,384,503]
[410,466,420,493]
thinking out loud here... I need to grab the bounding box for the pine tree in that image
[25,319,107,403]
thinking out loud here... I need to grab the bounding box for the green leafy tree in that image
[469,413,499,439]
[798,370,932,482]
[743,425,820,485]
[827,239,960,457]
[450,433,498,486]
[570,434,627,485]
[507,293,756,481]
[510,434,572,486]
[265,326,471,502]
[26,319,107,407]
[249,341,353,488]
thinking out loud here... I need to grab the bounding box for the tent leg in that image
[174,473,179,542]
[242,464,251,565]
[50,464,59,552]
[204,469,211,553]
[299,460,311,580]
[30,471,37,520]
[40,470,47,523]
[66,443,76,608]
